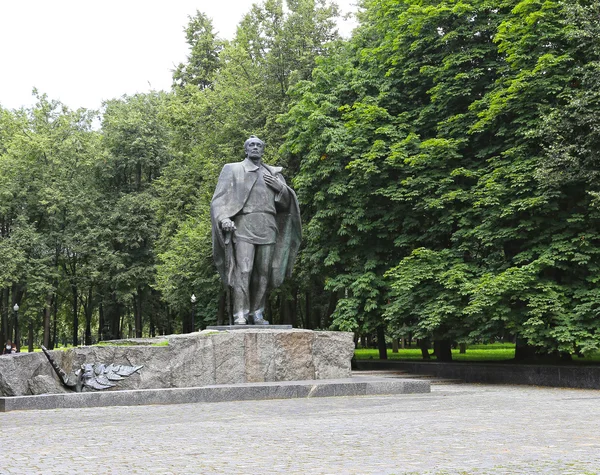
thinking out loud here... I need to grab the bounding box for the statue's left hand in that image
[264,174,283,193]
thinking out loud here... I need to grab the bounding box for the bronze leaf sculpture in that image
[42,346,143,393]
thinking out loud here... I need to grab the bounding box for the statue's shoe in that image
[234,316,247,325]
[251,309,270,325]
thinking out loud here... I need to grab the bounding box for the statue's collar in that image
[242,158,283,175]
[242,158,260,172]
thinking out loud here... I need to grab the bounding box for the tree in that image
[283,0,600,360]
[172,11,223,89]
[155,0,341,325]
[0,92,101,347]
[99,92,173,338]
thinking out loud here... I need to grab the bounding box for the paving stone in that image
[1,383,599,474]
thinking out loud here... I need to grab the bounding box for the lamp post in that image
[13,303,19,353]
[190,294,197,333]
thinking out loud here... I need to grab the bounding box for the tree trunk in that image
[377,325,387,360]
[304,291,311,329]
[50,293,58,349]
[12,285,24,351]
[281,294,292,325]
[325,291,338,328]
[292,287,298,328]
[182,301,190,333]
[515,337,539,361]
[71,284,78,346]
[166,306,172,334]
[134,287,143,338]
[84,287,93,345]
[418,338,431,360]
[297,298,304,328]
[459,343,467,354]
[150,312,156,337]
[13,310,20,353]
[0,288,5,349]
[120,310,126,339]
[43,292,52,348]
[28,321,34,353]
[392,338,399,353]
[434,340,453,362]
[106,292,121,340]
[4,287,11,348]
[98,301,105,342]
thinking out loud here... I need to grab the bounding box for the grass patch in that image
[95,341,135,347]
[94,340,169,347]
[355,344,600,363]
[151,340,169,346]
[355,347,515,361]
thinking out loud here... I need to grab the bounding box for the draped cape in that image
[210,159,302,289]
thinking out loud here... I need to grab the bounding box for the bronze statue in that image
[211,135,301,325]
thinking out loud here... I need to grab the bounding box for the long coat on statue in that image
[210,158,302,289]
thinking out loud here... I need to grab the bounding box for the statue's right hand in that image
[221,218,236,232]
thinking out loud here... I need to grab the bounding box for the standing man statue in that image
[211,135,301,325]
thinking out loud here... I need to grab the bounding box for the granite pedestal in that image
[0,329,355,396]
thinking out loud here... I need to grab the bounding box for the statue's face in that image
[245,139,264,160]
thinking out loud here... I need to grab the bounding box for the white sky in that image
[0,0,358,111]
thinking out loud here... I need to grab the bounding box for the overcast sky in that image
[0,1,358,112]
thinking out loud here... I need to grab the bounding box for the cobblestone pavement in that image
[1,383,599,474]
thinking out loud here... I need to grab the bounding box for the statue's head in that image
[244,135,265,160]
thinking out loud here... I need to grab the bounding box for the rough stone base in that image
[0,376,430,412]
[0,329,355,396]
[207,325,292,330]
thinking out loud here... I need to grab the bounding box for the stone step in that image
[0,377,431,412]
[352,370,464,385]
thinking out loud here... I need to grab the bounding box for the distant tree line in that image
[1,0,599,361]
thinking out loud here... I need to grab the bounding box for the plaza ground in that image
[1,381,599,474]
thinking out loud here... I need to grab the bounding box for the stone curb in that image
[355,360,600,389]
[0,376,429,412]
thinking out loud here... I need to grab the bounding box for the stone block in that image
[244,331,277,382]
[0,329,355,396]
[213,332,246,384]
[313,331,354,379]
[273,330,315,381]
[0,352,54,396]
[29,375,69,395]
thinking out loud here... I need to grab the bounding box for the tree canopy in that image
[2,0,599,361]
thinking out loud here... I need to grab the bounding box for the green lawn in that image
[355,343,600,363]
[356,347,514,362]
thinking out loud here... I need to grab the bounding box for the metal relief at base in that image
[210,135,301,326]
[41,345,143,393]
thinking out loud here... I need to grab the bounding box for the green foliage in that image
[154,0,342,326]
[172,11,223,89]
[282,0,600,357]
[4,0,600,359]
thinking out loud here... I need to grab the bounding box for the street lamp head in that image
[13,303,19,312]
[191,294,197,304]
